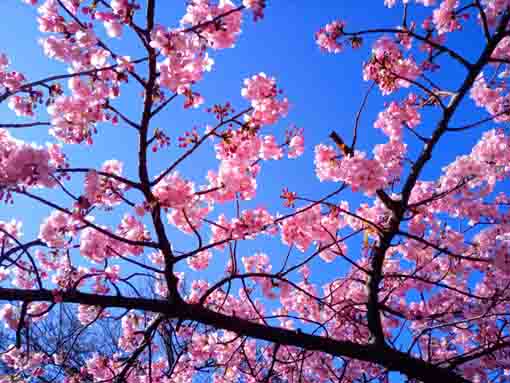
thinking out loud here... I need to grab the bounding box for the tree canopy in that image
[0,1,510,382]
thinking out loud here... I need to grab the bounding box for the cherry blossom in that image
[288,133,305,159]
[39,211,77,248]
[0,2,509,382]
[315,20,345,53]
[187,249,213,270]
[241,73,289,125]
[0,53,26,92]
[181,0,243,49]
[84,160,127,207]
[433,0,460,34]
[151,28,214,95]
[79,226,115,263]
[0,129,56,188]
[363,36,421,95]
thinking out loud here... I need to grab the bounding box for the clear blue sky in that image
[0,2,495,381]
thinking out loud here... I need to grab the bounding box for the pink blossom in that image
[48,78,110,144]
[231,207,277,239]
[3,2,510,381]
[8,96,33,117]
[118,312,145,352]
[432,0,460,34]
[181,0,243,49]
[241,73,289,126]
[2,347,47,375]
[85,353,115,381]
[90,48,111,68]
[37,0,66,33]
[0,304,18,329]
[12,260,38,289]
[481,0,510,25]
[494,240,510,273]
[373,140,407,183]
[84,160,127,206]
[187,250,212,270]
[315,20,345,53]
[471,73,510,122]
[153,171,195,209]
[280,203,348,259]
[105,20,123,38]
[260,135,283,160]
[0,130,56,188]
[168,202,212,234]
[151,28,214,93]
[115,214,150,256]
[288,134,305,158]
[0,268,9,283]
[79,227,114,263]
[441,129,510,192]
[374,97,420,140]
[280,204,323,252]
[46,143,68,169]
[95,10,125,38]
[0,53,26,92]
[0,219,23,249]
[242,253,275,298]
[314,145,389,195]
[39,211,77,248]
[206,129,263,202]
[206,163,258,202]
[363,37,421,95]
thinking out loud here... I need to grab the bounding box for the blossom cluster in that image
[441,129,510,191]
[241,73,289,125]
[95,0,139,38]
[471,74,510,122]
[432,0,460,35]
[0,53,26,92]
[315,20,345,54]
[205,83,297,204]
[0,129,56,189]
[209,207,277,249]
[151,27,214,104]
[84,160,127,207]
[363,37,421,95]
[48,77,114,144]
[373,96,421,140]
[0,219,23,249]
[281,203,349,261]
[153,171,211,233]
[181,0,243,49]
[314,144,396,194]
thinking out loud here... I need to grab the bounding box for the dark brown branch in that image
[0,122,51,129]
[351,82,374,151]
[343,28,472,69]
[136,0,179,300]
[0,287,469,383]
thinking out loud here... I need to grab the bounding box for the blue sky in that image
[0,1,499,381]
